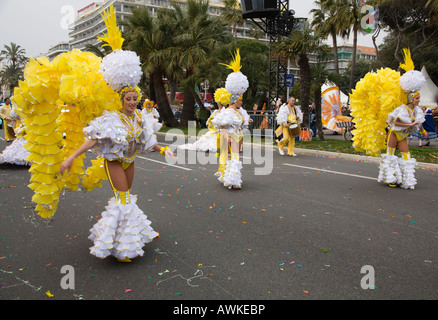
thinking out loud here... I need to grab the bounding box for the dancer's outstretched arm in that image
[60,139,98,174]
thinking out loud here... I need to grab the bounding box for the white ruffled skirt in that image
[178,130,217,152]
[398,158,417,190]
[89,194,159,259]
[377,154,417,189]
[222,159,243,189]
[378,154,402,185]
[0,137,31,166]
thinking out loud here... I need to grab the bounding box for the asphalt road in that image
[0,130,437,305]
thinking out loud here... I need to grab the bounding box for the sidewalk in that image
[313,131,438,169]
[157,130,438,170]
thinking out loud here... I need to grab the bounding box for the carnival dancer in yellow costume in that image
[0,106,31,165]
[350,49,426,190]
[212,50,249,189]
[275,96,303,156]
[0,98,16,141]
[12,5,175,262]
[61,6,175,262]
[142,99,162,133]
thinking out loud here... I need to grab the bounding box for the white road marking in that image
[282,163,377,181]
[136,155,192,171]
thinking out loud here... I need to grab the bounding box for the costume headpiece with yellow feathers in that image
[398,49,425,103]
[221,49,249,104]
[98,5,142,95]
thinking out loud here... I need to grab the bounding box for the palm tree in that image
[162,0,229,126]
[221,0,244,44]
[84,42,112,58]
[0,42,27,94]
[121,6,179,127]
[274,25,329,128]
[0,64,21,96]
[335,0,362,93]
[311,0,350,75]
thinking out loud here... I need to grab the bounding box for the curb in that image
[156,131,438,170]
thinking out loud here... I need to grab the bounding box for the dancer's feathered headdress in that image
[399,48,425,94]
[220,49,249,104]
[98,5,142,93]
[97,5,124,51]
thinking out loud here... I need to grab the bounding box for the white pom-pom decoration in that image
[225,72,249,96]
[399,70,425,93]
[100,49,142,92]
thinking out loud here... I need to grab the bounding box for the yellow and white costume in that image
[143,99,162,133]
[85,109,159,260]
[275,103,303,156]
[11,5,159,260]
[0,103,16,141]
[178,108,223,152]
[212,51,249,189]
[350,49,426,189]
[0,107,31,165]
[212,107,245,188]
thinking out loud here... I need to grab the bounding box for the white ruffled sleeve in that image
[83,111,128,161]
[276,105,289,126]
[387,106,408,128]
[414,106,425,123]
[239,108,250,129]
[387,105,425,133]
[211,108,242,133]
[210,109,225,128]
[139,110,158,152]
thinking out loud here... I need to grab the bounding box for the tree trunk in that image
[314,87,325,141]
[168,77,178,102]
[372,26,384,68]
[149,73,156,102]
[193,89,205,110]
[152,70,179,127]
[180,88,196,127]
[298,53,311,128]
[331,31,339,75]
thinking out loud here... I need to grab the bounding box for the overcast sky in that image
[0,0,383,58]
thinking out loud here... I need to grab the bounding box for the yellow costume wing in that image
[11,50,120,219]
[349,68,407,157]
[350,49,418,157]
[11,5,127,219]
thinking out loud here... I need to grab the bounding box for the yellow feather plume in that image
[97,5,124,51]
[220,49,242,73]
[399,48,415,72]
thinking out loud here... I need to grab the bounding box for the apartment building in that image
[288,43,378,82]
[66,0,267,52]
[326,44,377,74]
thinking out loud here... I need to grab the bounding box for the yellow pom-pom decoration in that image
[214,88,231,106]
